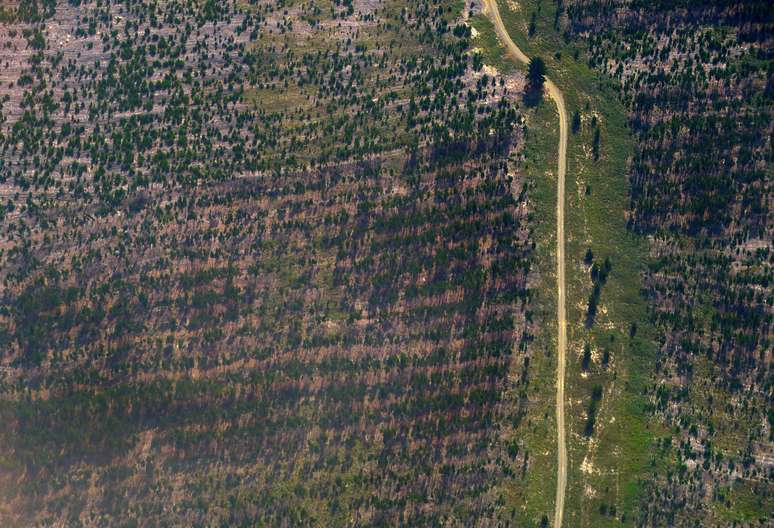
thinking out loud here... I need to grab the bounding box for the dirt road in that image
[482,2,569,526]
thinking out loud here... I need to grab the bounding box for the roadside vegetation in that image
[474,1,662,526]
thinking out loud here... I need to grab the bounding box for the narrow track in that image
[482,2,569,526]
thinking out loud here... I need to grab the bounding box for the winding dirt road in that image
[482,2,568,526]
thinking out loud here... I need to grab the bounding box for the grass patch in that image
[245,85,315,114]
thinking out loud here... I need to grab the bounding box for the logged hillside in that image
[0,0,534,525]
[563,0,773,525]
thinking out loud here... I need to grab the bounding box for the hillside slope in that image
[0,1,532,525]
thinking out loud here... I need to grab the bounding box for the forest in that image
[0,0,532,525]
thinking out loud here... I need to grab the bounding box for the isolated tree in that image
[572,110,581,133]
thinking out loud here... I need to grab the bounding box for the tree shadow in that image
[523,84,545,108]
